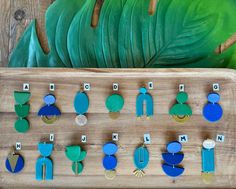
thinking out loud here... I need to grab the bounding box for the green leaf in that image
[8,0,236,68]
[14,91,31,104]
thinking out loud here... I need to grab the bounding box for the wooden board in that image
[0,68,236,188]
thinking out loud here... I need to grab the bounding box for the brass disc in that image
[75,115,88,126]
[172,115,190,123]
[202,173,214,184]
[109,112,120,120]
[41,116,58,124]
[105,170,116,180]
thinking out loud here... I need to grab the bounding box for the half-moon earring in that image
[38,94,61,124]
[5,146,25,174]
[74,90,89,126]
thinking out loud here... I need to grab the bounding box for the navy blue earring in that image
[162,141,185,179]
[5,147,24,174]
[203,92,223,122]
[136,87,153,119]
[38,94,61,124]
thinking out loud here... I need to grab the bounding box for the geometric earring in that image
[74,89,89,126]
[201,139,215,184]
[35,142,54,181]
[162,141,185,179]
[65,145,87,175]
[5,146,24,174]
[105,88,124,120]
[169,89,192,123]
[38,94,61,124]
[203,92,223,122]
[14,91,31,133]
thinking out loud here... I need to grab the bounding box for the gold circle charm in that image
[41,116,58,124]
[75,115,88,126]
[105,170,116,180]
[109,112,120,120]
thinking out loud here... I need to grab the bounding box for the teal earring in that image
[65,146,87,175]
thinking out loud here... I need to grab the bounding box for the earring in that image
[14,91,31,133]
[203,92,223,122]
[133,144,149,177]
[5,146,24,174]
[162,141,184,179]
[201,139,215,184]
[106,93,124,120]
[38,94,61,124]
[74,90,89,126]
[103,142,118,180]
[36,142,54,181]
[136,87,153,119]
[65,146,87,175]
[169,92,192,123]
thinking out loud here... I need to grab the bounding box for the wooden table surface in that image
[0,68,236,188]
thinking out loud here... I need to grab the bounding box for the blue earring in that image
[36,142,54,181]
[103,142,118,180]
[162,141,185,179]
[5,147,24,174]
[133,145,149,177]
[38,94,61,124]
[74,91,89,126]
[136,87,153,119]
[201,139,215,184]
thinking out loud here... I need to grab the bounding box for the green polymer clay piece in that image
[8,0,236,69]
[14,119,30,133]
[106,94,124,112]
[65,146,87,162]
[169,92,192,116]
[72,162,84,175]
[14,91,31,105]
[14,104,30,118]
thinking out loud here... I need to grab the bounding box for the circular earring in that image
[5,147,24,174]
[74,91,89,126]
[169,92,192,123]
[38,94,61,124]
[106,94,124,119]
[203,92,223,122]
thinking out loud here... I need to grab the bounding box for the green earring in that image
[14,91,31,133]
[65,146,87,175]
[169,92,192,123]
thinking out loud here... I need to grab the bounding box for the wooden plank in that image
[0,0,11,67]
[0,68,235,188]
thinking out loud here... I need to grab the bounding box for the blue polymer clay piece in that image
[38,94,61,116]
[102,142,118,171]
[162,164,185,178]
[136,87,153,117]
[162,153,184,165]
[74,92,89,114]
[202,148,215,173]
[5,155,24,173]
[167,141,182,154]
[203,92,223,122]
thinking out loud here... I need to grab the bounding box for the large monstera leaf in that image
[9,0,236,68]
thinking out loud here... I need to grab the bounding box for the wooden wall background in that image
[0,0,53,67]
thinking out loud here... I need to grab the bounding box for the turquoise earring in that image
[133,145,149,177]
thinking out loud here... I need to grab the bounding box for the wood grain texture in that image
[0,68,236,188]
[0,0,52,67]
